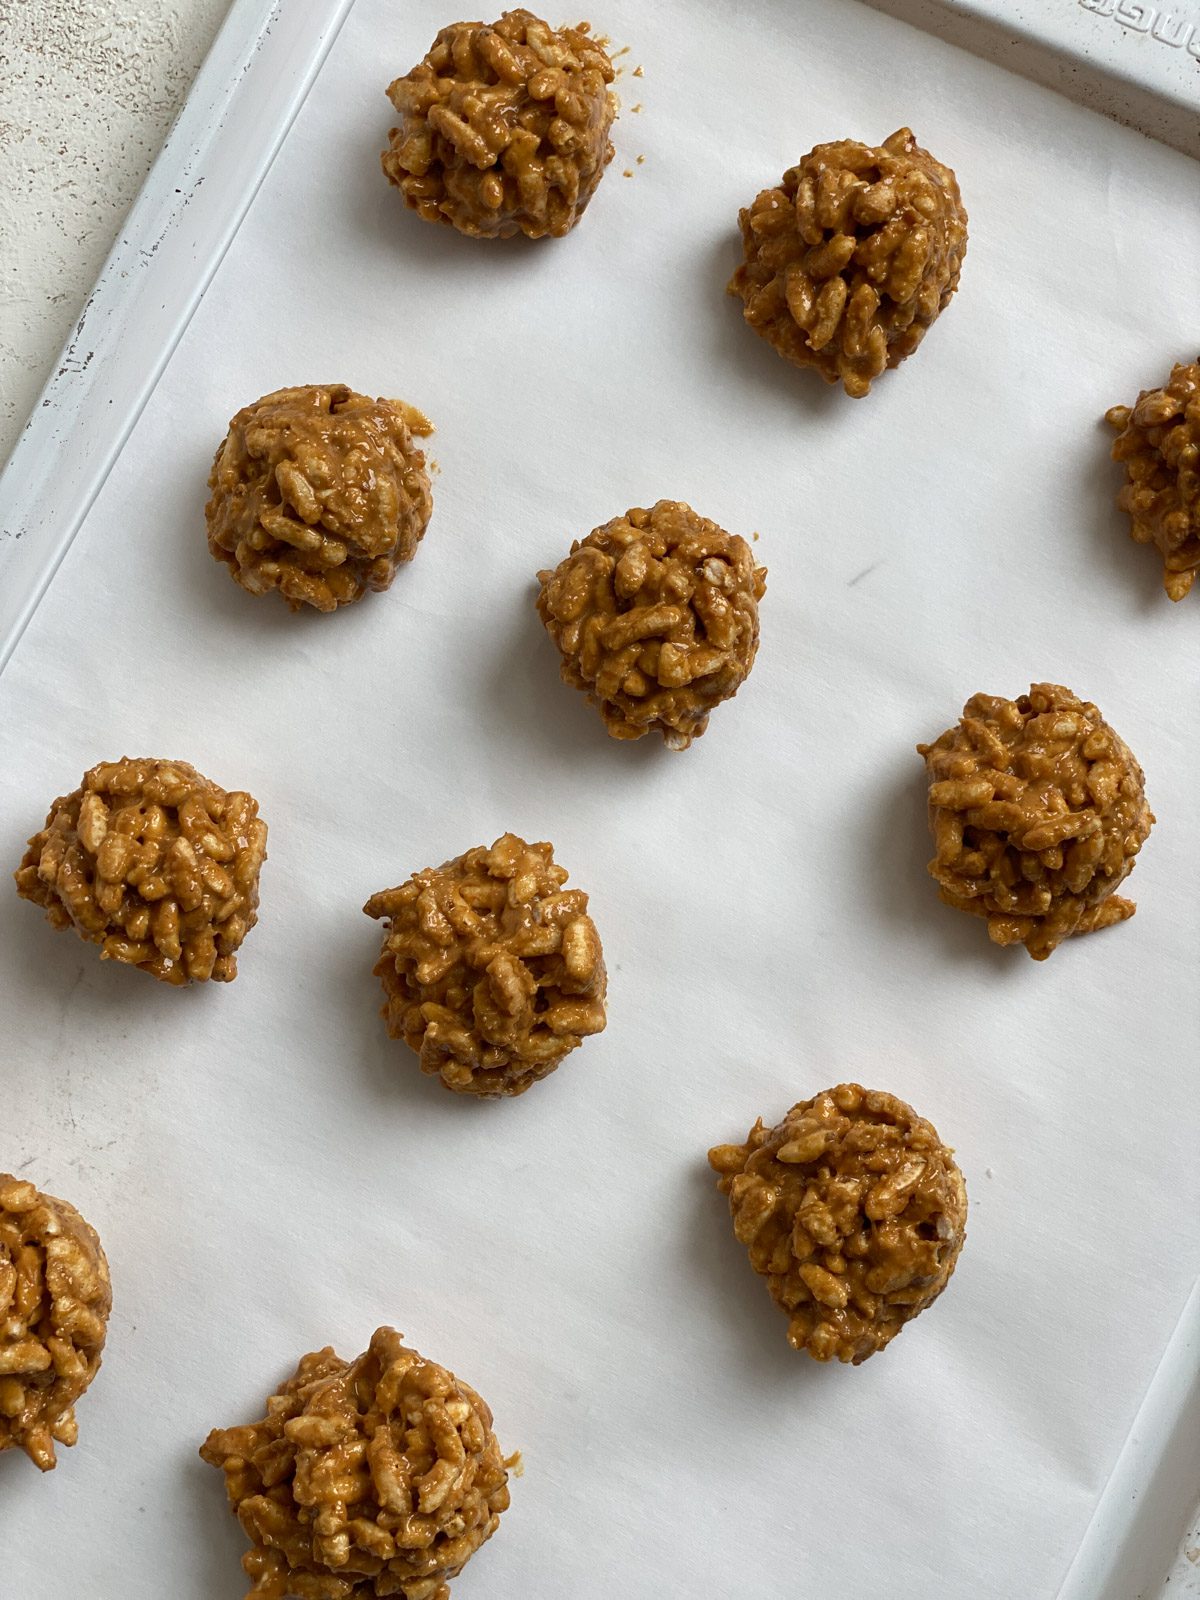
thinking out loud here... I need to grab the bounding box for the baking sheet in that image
[1,1,1198,1596]
[863,0,1200,158]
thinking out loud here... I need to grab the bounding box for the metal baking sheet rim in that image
[0,0,1195,1595]
[866,0,1200,158]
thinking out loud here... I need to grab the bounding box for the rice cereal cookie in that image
[364,833,606,1097]
[15,757,268,984]
[536,500,766,749]
[201,1326,513,1600]
[382,9,617,239]
[0,1174,111,1470]
[729,128,967,397]
[918,683,1153,960]
[1105,358,1200,600]
[207,384,433,612]
[708,1085,966,1364]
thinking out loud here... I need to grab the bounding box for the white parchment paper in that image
[2,2,1198,1596]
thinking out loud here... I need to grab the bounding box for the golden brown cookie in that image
[207,385,432,613]
[729,128,967,397]
[382,10,616,240]
[364,833,606,1097]
[709,1085,965,1364]
[918,684,1153,960]
[201,1327,512,1600]
[1106,359,1200,601]
[15,757,267,984]
[0,1174,111,1470]
[536,500,766,749]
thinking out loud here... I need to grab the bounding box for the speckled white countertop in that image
[0,0,232,463]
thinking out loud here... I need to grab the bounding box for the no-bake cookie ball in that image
[207,385,433,613]
[0,1174,111,1471]
[536,500,766,749]
[364,833,606,1098]
[918,683,1153,960]
[201,1326,512,1600]
[381,9,616,240]
[728,128,967,397]
[15,757,268,984]
[708,1085,966,1364]
[1105,359,1200,601]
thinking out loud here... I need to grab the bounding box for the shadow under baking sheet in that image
[186,1447,253,1600]
[355,123,550,280]
[345,902,562,1122]
[179,437,378,643]
[863,761,1018,976]
[1080,419,1176,615]
[1,819,224,1033]
[706,229,862,429]
[345,909,468,1117]
[482,581,668,777]
[684,1158,847,1389]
